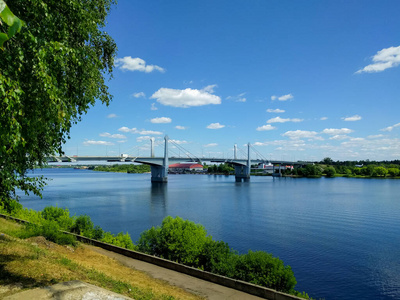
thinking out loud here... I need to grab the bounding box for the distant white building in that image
[255,162,293,174]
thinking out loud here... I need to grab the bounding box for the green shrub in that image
[71,215,95,237]
[102,232,135,250]
[19,221,77,246]
[137,216,211,266]
[234,250,297,293]
[41,206,74,230]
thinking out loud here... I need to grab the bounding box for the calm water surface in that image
[18,168,400,300]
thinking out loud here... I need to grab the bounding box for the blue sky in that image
[64,0,400,161]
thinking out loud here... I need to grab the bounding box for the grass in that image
[0,218,203,300]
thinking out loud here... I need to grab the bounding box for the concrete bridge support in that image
[234,143,251,182]
[151,136,169,183]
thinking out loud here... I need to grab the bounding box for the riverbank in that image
[0,217,202,299]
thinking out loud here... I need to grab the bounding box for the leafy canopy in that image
[0,0,117,208]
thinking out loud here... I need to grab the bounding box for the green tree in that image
[324,166,336,178]
[387,168,399,177]
[0,0,117,209]
[372,166,388,177]
[322,157,333,165]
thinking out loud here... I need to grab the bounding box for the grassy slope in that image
[0,218,202,300]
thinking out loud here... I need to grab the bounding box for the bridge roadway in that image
[48,136,310,182]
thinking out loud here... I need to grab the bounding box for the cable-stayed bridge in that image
[48,136,310,182]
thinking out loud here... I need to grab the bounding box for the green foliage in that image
[207,163,234,175]
[71,215,95,237]
[387,168,399,177]
[297,165,322,178]
[0,0,25,49]
[138,216,211,266]
[102,232,135,250]
[234,250,297,293]
[0,0,117,206]
[94,164,151,173]
[324,166,336,178]
[137,216,297,293]
[372,166,388,177]
[20,220,77,246]
[41,206,74,230]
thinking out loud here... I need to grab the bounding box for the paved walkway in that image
[87,245,265,300]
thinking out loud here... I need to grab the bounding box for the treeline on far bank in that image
[286,158,400,178]
[93,164,151,173]
[0,202,311,299]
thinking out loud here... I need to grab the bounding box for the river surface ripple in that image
[17,169,400,300]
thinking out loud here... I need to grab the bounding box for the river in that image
[17,168,400,300]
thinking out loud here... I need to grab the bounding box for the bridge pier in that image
[234,143,251,182]
[150,165,168,182]
[151,135,169,183]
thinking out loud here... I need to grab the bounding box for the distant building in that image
[169,162,204,173]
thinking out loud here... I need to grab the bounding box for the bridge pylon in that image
[234,143,251,182]
[150,135,169,183]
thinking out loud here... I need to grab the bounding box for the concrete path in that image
[87,245,265,300]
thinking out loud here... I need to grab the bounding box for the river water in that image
[17,168,400,300]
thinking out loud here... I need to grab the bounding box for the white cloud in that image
[169,139,188,145]
[342,115,362,121]
[151,86,221,108]
[227,92,247,102]
[207,122,225,129]
[175,125,186,130]
[266,108,285,113]
[99,132,127,139]
[83,140,114,146]
[267,116,303,123]
[256,125,276,131]
[150,103,158,111]
[118,126,132,133]
[204,143,218,147]
[271,93,293,101]
[115,56,165,73]
[367,134,384,139]
[150,117,172,124]
[282,130,320,140]
[118,127,163,135]
[356,46,400,74]
[202,84,217,93]
[320,117,328,121]
[136,136,151,142]
[107,114,118,118]
[329,135,350,140]
[140,130,163,135]
[133,92,146,98]
[322,128,354,135]
[381,122,400,132]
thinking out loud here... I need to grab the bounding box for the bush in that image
[19,221,77,246]
[41,206,74,231]
[102,232,135,250]
[137,216,297,293]
[137,216,211,266]
[71,215,95,237]
[233,251,297,293]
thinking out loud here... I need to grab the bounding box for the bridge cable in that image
[169,140,201,162]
